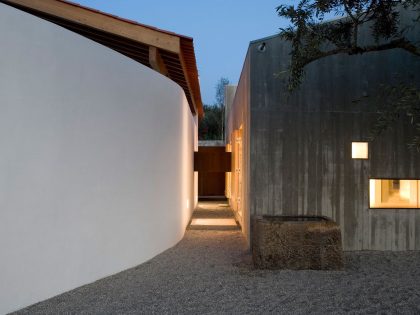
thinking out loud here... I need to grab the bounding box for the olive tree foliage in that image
[198,77,230,140]
[215,77,230,107]
[277,0,420,150]
[198,105,224,140]
[368,84,420,150]
[277,0,420,90]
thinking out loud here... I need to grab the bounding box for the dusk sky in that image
[74,0,293,105]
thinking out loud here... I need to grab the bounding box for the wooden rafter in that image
[149,47,168,77]
[178,48,197,115]
[1,0,203,118]
[1,0,180,54]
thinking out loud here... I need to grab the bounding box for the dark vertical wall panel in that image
[195,147,229,197]
[198,172,225,196]
[194,147,231,172]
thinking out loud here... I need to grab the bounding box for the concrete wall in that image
[198,140,225,146]
[0,4,196,314]
[224,85,237,140]
[225,53,251,242]
[248,7,420,250]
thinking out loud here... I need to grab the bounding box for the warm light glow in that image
[226,143,232,153]
[400,180,411,200]
[369,179,377,207]
[370,179,419,208]
[226,171,232,198]
[225,143,232,199]
[194,172,198,207]
[352,142,368,159]
[190,218,237,226]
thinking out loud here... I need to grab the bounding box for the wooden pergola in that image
[1,0,203,117]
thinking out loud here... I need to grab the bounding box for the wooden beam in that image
[40,15,150,55]
[178,48,197,115]
[149,47,168,76]
[179,39,203,118]
[194,148,231,172]
[2,0,181,54]
[44,18,151,62]
[1,0,203,118]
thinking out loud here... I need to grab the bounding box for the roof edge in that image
[56,0,194,40]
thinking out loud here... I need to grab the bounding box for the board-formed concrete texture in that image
[228,6,420,251]
[252,215,343,270]
[0,3,196,314]
[225,52,252,241]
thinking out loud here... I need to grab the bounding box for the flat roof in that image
[1,0,203,117]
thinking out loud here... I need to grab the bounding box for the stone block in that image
[252,215,344,270]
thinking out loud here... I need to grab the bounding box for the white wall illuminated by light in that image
[0,4,196,314]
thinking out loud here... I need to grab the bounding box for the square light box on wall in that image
[352,142,369,159]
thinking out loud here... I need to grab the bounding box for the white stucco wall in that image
[0,4,196,314]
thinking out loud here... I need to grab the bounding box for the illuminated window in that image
[352,142,368,159]
[370,179,420,208]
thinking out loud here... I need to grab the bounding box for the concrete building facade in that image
[226,7,420,251]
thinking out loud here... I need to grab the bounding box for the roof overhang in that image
[1,0,203,118]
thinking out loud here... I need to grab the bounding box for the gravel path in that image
[13,228,420,315]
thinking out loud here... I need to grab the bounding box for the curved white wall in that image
[0,4,196,314]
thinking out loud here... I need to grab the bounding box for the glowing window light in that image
[369,179,419,208]
[352,142,369,159]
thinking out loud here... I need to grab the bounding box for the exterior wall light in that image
[257,42,266,52]
[352,142,368,159]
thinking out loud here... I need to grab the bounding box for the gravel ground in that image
[13,229,420,315]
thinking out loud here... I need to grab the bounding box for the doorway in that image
[194,145,231,199]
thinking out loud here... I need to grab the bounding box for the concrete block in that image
[252,215,344,270]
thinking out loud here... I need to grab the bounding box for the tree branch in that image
[279,0,420,91]
[302,37,420,67]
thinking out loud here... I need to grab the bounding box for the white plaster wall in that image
[0,4,196,314]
